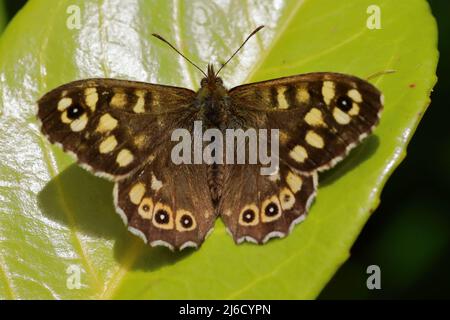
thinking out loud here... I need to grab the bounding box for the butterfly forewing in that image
[229,72,383,173]
[37,79,196,180]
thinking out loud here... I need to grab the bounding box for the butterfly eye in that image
[66,104,85,119]
[201,78,208,86]
[336,96,353,112]
[215,78,223,85]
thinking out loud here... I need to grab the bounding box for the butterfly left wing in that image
[37,78,196,180]
[229,72,383,174]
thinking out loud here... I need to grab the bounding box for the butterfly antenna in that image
[152,33,207,77]
[215,25,265,77]
[366,69,396,81]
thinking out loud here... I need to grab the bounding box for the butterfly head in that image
[200,64,224,89]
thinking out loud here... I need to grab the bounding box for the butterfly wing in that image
[37,78,196,180]
[219,72,383,243]
[114,137,217,250]
[219,163,317,244]
[229,72,384,173]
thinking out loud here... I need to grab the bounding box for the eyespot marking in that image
[280,188,295,210]
[138,197,154,220]
[261,196,282,223]
[176,210,197,231]
[239,205,259,226]
[152,203,174,230]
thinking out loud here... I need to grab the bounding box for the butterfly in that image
[37,26,383,251]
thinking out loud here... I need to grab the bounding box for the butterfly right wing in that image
[229,72,383,173]
[37,78,196,180]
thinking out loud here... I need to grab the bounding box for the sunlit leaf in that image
[0,0,437,299]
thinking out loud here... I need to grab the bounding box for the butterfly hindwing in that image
[37,78,196,180]
[114,148,217,250]
[230,72,383,173]
[219,163,317,244]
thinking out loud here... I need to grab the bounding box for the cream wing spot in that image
[151,174,163,191]
[276,87,289,109]
[296,86,310,103]
[304,108,325,127]
[96,113,118,133]
[348,89,363,103]
[333,107,351,125]
[305,130,325,149]
[57,97,72,111]
[110,92,127,108]
[61,111,72,124]
[348,103,360,116]
[322,81,335,105]
[133,90,146,113]
[84,88,98,112]
[99,135,118,154]
[289,145,308,163]
[116,149,134,167]
[129,182,146,205]
[286,171,303,193]
[70,113,88,132]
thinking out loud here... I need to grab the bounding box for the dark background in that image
[2,0,449,299]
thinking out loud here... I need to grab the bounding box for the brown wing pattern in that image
[229,72,383,173]
[114,141,217,250]
[37,78,196,180]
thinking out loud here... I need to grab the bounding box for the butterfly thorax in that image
[196,64,231,128]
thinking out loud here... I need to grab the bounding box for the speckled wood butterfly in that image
[37,26,383,250]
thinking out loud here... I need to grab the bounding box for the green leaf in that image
[0,1,7,33]
[0,0,437,299]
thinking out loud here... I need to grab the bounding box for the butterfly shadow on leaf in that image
[37,164,194,271]
[319,135,380,187]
